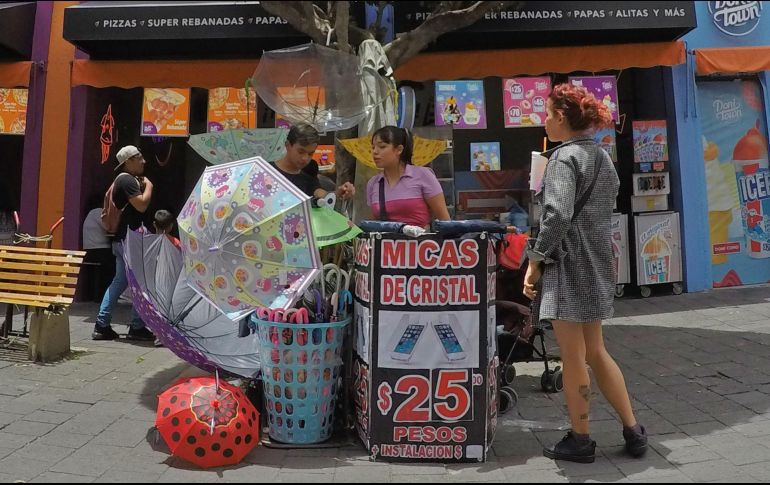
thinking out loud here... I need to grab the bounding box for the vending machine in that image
[634,212,683,298]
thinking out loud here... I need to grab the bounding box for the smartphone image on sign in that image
[390,321,426,362]
[433,322,466,361]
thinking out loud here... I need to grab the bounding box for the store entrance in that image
[0,134,23,244]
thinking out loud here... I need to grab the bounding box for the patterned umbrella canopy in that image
[124,230,261,378]
[187,128,288,166]
[156,376,259,469]
[177,157,322,320]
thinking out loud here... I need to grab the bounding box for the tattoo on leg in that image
[579,385,591,403]
[579,414,589,421]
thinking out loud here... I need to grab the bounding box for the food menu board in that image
[0,89,28,135]
[313,145,335,173]
[435,81,487,130]
[207,87,257,132]
[502,77,550,128]
[568,76,619,123]
[274,86,325,130]
[633,120,669,168]
[141,88,191,137]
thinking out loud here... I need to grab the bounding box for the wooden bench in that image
[0,245,85,358]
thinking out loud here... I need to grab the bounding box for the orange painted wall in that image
[35,1,77,247]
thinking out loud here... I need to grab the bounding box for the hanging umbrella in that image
[310,207,362,248]
[124,230,261,378]
[339,134,447,169]
[177,157,322,320]
[252,43,393,132]
[187,128,288,166]
[157,375,259,469]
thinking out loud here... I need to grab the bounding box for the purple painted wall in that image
[62,48,90,251]
[19,1,52,235]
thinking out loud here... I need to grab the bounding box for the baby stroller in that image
[496,268,563,415]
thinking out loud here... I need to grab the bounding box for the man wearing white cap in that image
[93,145,155,341]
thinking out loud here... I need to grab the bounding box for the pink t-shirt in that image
[366,164,444,227]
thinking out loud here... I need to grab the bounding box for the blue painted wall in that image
[669,2,770,291]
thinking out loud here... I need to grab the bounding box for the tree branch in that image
[260,1,331,45]
[335,1,352,53]
[385,1,523,69]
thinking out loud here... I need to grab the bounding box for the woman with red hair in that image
[524,83,646,463]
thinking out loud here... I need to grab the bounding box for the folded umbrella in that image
[125,229,261,378]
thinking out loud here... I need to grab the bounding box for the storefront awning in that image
[0,61,32,87]
[695,47,770,76]
[395,41,686,81]
[71,59,258,88]
[63,1,307,59]
[0,2,37,60]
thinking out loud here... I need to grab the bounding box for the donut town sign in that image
[708,1,763,36]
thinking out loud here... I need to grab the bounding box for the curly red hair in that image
[548,83,613,131]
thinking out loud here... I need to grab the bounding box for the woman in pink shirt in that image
[367,126,451,228]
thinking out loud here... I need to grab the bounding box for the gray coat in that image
[529,136,619,323]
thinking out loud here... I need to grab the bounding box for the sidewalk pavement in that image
[2,286,770,482]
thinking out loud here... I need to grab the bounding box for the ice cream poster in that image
[697,79,770,288]
[207,87,257,132]
[568,76,619,123]
[435,80,487,129]
[0,89,27,135]
[141,88,190,137]
[502,77,550,128]
[633,121,669,164]
[637,215,680,285]
[593,127,617,163]
[470,142,501,172]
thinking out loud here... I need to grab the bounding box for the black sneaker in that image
[92,325,119,341]
[623,425,648,458]
[126,327,155,341]
[543,432,596,463]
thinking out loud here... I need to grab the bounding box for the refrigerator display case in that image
[634,211,683,297]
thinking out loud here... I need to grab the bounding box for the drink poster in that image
[697,79,770,288]
[207,87,257,132]
[502,77,550,128]
[141,88,190,137]
[470,142,501,172]
[593,127,617,163]
[0,89,27,135]
[633,120,669,164]
[635,212,682,286]
[568,76,619,123]
[435,81,487,130]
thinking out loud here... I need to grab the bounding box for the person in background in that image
[93,145,155,342]
[82,196,115,303]
[154,209,181,250]
[273,124,355,201]
[524,83,646,464]
[367,126,450,228]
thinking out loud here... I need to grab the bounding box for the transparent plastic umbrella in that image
[253,43,393,132]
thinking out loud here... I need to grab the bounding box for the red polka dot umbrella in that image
[156,375,260,469]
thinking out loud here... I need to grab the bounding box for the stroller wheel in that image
[541,368,563,394]
[502,364,517,386]
[499,387,518,415]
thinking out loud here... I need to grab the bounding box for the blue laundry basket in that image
[252,315,350,445]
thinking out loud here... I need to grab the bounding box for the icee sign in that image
[708,2,763,36]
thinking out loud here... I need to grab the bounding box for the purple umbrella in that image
[124,229,260,378]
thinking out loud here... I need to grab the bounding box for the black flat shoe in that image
[543,431,596,464]
[623,425,648,458]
